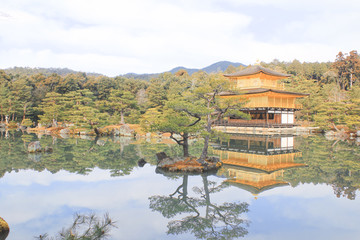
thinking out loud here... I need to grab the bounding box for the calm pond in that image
[1,131,360,240]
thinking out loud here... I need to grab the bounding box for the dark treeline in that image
[1,50,360,131]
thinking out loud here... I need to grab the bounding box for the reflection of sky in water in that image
[1,165,360,239]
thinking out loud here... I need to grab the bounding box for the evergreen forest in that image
[1,50,360,132]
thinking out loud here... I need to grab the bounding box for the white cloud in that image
[0,0,359,75]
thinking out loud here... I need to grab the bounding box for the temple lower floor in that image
[216,109,297,127]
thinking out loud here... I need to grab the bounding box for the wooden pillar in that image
[265,135,269,151]
[266,109,268,126]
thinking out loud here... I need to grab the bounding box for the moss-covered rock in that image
[0,217,9,240]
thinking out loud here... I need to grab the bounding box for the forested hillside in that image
[0,51,359,132]
[4,67,103,77]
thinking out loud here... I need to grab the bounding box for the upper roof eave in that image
[224,65,291,78]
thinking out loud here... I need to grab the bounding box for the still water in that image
[1,132,360,239]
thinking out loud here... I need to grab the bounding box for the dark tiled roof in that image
[219,88,309,96]
[224,65,291,78]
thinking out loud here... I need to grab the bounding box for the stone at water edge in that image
[28,141,42,153]
[206,156,220,163]
[156,152,168,162]
[0,217,9,240]
[96,139,106,146]
[138,158,147,167]
[119,124,134,137]
[44,146,53,152]
[113,128,120,136]
[59,128,70,135]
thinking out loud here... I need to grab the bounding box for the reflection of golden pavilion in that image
[215,135,306,194]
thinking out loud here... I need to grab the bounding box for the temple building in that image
[217,65,308,129]
[215,134,307,195]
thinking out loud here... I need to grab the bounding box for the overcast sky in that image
[0,0,359,76]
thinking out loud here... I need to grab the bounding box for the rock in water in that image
[0,217,9,240]
[138,158,147,167]
[28,141,42,153]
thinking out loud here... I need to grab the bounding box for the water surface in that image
[0,132,360,239]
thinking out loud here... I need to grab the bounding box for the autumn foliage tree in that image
[333,50,360,90]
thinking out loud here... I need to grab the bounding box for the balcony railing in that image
[213,120,299,128]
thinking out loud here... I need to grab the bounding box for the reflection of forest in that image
[214,134,360,200]
[2,131,360,200]
[284,135,360,200]
[214,134,307,195]
[0,131,182,178]
[149,172,249,240]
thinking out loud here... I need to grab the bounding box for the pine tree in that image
[108,90,137,124]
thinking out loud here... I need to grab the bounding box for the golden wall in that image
[228,73,285,90]
[220,93,303,109]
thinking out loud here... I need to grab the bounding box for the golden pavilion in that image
[218,65,308,128]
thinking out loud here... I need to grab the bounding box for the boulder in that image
[28,141,42,153]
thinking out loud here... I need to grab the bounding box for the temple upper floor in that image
[224,65,291,91]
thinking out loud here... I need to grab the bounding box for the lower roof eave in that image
[240,107,302,111]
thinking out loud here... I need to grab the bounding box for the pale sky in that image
[0,0,359,76]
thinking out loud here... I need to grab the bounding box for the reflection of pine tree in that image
[36,213,115,240]
[332,169,357,200]
[149,174,249,240]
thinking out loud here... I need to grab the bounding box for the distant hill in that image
[3,67,104,77]
[122,72,160,81]
[169,61,245,75]
[2,61,245,80]
[125,61,245,80]
[169,66,199,75]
